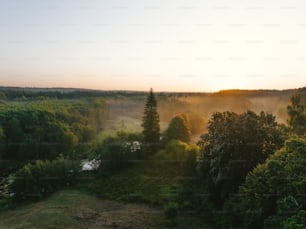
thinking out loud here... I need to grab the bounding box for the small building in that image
[130,141,141,152]
[81,159,101,171]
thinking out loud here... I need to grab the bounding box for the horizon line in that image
[0,85,305,94]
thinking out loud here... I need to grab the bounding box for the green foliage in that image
[0,98,107,164]
[0,109,78,161]
[174,178,214,221]
[198,110,284,204]
[282,210,306,229]
[161,140,188,161]
[92,132,144,175]
[166,114,191,143]
[86,156,182,205]
[9,158,81,201]
[164,202,179,226]
[156,140,200,174]
[0,92,6,100]
[0,126,4,159]
[87,140,201,206]
[287,94,306,136]
[264,214,288,229]
[285,138,306,154]
[116,130,143,142]
[154,140,213,220]
[142,88,160,153]
[183,145,199,175]
[94,136,130,175]
[223,138,306,228]
[277,195,301,215]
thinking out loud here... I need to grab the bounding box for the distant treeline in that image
[2,86,306,127]
[1,86,306,100]
[0,88,147,100]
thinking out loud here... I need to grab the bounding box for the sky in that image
[1,0,306,92]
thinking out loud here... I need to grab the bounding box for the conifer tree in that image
[142,88,160,152]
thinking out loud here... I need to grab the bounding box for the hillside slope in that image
[0,190,162,229]
[0,149,211,228]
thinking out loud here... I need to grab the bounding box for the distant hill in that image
[0,86,306,96]
[1,86,305,124]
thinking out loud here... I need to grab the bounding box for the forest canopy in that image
[0,88,306,228]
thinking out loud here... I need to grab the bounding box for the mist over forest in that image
[2,86,297,132]
[2,86,302,123]
[1,86,306,228]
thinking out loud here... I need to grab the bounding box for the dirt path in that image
[76,200,162,228]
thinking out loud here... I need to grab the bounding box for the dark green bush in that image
[93,133,144,175]
[9,158,81,201]
[164,202,179,226]
[282,210,306,229]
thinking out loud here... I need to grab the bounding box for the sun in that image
[209,78,251,92]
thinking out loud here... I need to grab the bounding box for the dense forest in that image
[0,87,306,228]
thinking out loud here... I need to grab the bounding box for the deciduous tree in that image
[287,94,306,135]
[166,114,191,143]
[198,110,284,204]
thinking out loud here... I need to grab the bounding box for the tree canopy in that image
[166,114,191,143]
[287,94,306,136]
[223,138,306,228]
[0,99,107,164]
[198,110,284,203]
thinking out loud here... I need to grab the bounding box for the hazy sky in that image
[1,0,306,92]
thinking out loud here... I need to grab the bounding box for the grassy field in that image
[0,190,163,229]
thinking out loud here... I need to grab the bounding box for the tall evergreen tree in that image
[142,88,160,152]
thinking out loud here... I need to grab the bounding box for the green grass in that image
[0,189,163,229]
[0,188,211,229]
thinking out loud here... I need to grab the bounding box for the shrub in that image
[282,210,306,229]
[164,202,179,226]
[93,133,144,175]
[9,158,81,201]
